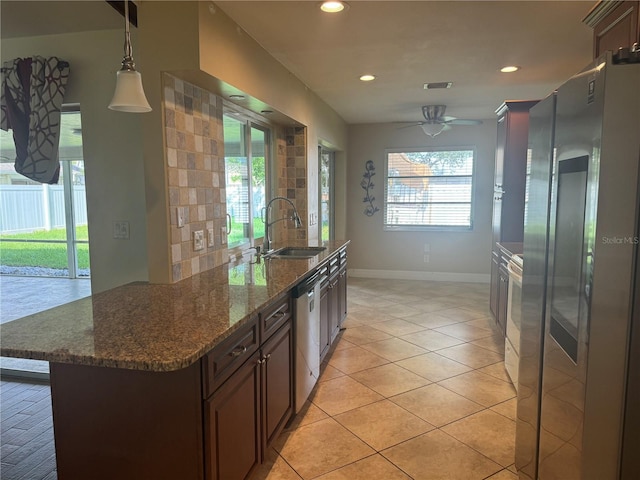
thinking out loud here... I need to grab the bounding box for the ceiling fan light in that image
[420,123,446,137]
[500,65,520,73]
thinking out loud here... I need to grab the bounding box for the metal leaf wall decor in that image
[361,160,379,216]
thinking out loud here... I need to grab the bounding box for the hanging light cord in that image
[121,1,135,72]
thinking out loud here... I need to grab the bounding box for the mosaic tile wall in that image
[284,126,307,242]
[163,73,227,283]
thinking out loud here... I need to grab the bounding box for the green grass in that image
[0,226,90,270]
[228,218,266,247]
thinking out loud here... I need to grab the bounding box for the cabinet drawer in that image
[259,293,291,342]
[328,256,339,276]
[203,317,259,398]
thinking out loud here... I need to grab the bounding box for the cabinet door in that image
[592,1,640,57]
[205,352,261,480]
[329,274,340,342]
[261,321,294,450]
[490,251,500,319]
[320,284,330,360]
[337,265,347,326]
[498,267,509,336]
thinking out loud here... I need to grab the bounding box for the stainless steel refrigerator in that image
[516,52,640,479]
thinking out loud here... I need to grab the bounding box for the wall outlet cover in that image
[193,230,204,251]
[113,221,130,240]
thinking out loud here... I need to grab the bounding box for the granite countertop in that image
[0,240,349,372]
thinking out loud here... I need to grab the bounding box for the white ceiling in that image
[1,1,596,125]
[215,0,596,124]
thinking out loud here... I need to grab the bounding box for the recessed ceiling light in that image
[359,74,376,82]
[424,82,453,90]
[320,1,346,13]
[500,65,520,73]
[229,94,245,100]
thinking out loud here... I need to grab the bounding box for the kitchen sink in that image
[265,246,326,259]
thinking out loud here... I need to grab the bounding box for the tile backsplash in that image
[163,73,227,283]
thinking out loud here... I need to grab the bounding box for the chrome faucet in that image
[263,196,302,253]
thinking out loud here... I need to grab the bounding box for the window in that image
[0,107,90,278]
[384,148,475,230]
[223,111,269,250]
[319,147,334,241]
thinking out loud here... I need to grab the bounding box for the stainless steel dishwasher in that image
[292,271,323,412]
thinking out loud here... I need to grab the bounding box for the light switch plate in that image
[207,228,214,247]
[113,221,130,240]
[220,226,227,245]
[176,207,185,228]
[193,230,204,251]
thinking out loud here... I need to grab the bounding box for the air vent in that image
[423,82,453,90]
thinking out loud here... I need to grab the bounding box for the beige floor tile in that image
[439,371,516,407]
[311,375,383,416]
[442,410,516,467]
[350,363,431,397]
[284,400,330,432]
[403,311,461,328]
[250,448,303,480]
[485,469,519,479]
[348,296,397,309]
[437,307,490,322]
[319,363,346,383]
[359,337,428,362]
[380,293,426,304]
[370,318,427,336]
[341,325,394,345]
[327,345,389,374]
[274,418,375,479]
[464,317,497,330]
[314,454,411,479]
[381,430,502,480]
[332,338,356,352]
[508,463,518,473]
[434,323,495,342]
[436,343,505,368]
[478,362,512,383]
[377,303,424,319]
[490,398,518,422]
[470,334,505,354]
[335,399,435,450]
[390,384,484,427]
[400,329,465,351]
[395,352,473,382]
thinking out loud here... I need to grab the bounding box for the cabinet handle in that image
[230,345,247,357]
[257,358,264,365]
[264,353,271,362]
[339,272,345,278]
[272,311,286,319]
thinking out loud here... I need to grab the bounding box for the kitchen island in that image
[0,240,349,480]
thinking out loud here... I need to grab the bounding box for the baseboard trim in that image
[348,269,490,283]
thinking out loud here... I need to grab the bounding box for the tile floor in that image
[252,277,518,480]
[0,277,518,480]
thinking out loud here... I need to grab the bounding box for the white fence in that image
[0,185,88,234]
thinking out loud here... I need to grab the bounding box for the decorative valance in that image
[0,56,70,184]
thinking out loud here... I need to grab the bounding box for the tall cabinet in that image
[584,0,640,58]
[489,100,538,334]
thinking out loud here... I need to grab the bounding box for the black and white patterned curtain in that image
[0,56,70,184]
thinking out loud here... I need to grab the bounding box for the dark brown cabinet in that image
[320,247,348,361]
[204,296,293,480]
[489,100,537,330]
[584,1,640,57]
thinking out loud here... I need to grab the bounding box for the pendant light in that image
[108,0,152,113]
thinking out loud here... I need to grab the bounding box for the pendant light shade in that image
[108,0,151,113]
[109,70,151,112]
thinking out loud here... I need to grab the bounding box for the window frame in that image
[383,146,477,232]
[319,146,335,242]
[222,104,273,253]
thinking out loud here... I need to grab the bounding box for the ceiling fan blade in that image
[395,122,424,130]
[444,118,483,126]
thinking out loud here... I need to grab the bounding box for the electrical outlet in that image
[220,226,227,245]
[423,254,430,263]
[207,228,215,247]
[423,243,430,253]
[113,221,130,239]
[176,207,185,228]
[193,230,204,251]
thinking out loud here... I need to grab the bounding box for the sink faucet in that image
[264,196,302,253]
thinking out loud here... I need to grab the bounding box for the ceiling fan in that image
[399,105,483,137]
